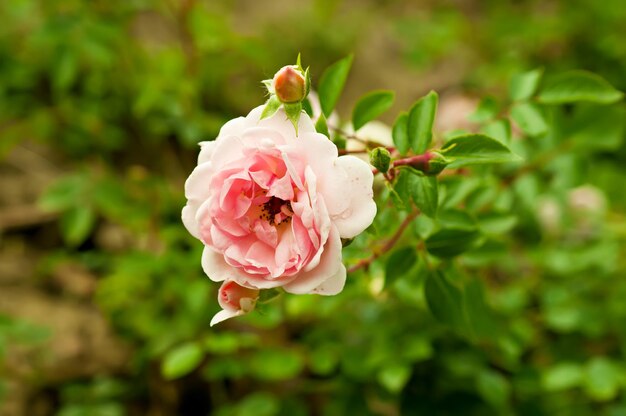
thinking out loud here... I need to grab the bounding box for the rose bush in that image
[182,106,376,324]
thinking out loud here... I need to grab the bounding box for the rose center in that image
[260,196,293,226]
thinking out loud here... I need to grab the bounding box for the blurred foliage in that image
[1,0,626,415]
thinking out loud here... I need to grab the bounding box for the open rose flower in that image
[182,106,376,323]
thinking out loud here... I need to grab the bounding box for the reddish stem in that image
[372,152,433,176]
[347,209,420,273]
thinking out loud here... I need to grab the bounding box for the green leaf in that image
[509,68,543,101]
[60,206,96,246]
[481,119,511,145]
[395,170,438,218]
[352,90,395,131]
[378,364,412,393]
[318,55,353,117]
[39,175,84,212]
[425,228,482,258]
[315,112,330,137]
[567,105,625,150]
[392,112,410,155]
[235,392,280,416]
[538,70,623,104]
[248,348,304,381]
[260,95,281,120]
[584,357,619,401]
[408,91,438,153]
[424,271,466,329]
[468,97,498,123]
[161,342,204,380]
[412,174,438,218]
[385,246,417,287]
[477,369,511,408]
[510,102,548,136]
[440,134,521,168]
[477,212,518,235]
[309,345,339,376]
[542,363,583,391]
[463,279,500,338]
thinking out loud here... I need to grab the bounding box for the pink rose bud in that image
[210,280,259,326]
[272,65,306,103]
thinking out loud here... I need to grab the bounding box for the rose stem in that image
[371,153,432,176]
[347,209,420,273]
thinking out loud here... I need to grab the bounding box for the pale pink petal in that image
[218,115,249,138]
[253,220,278,247]
[310,263,346,295]
[184,162,213,204]
[182,162,214,240]
[266,173,294,200]
[282,225,343,294]
[198,140,217,165]
[329,156,377,238]
[202,247,246,283]
[281,151,304,191]
[182,205,200,239]
[241,127,287,148]
[210,309,242,326]
[210,135,246,171]
[293,132,351,216]
[244,242,276,273]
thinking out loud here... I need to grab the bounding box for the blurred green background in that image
[1,0,625,415]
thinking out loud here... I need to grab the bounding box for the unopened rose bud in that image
[218,280,259,313]
[273,65,307,103]
[369,147,391,173]
[211,280,260,326]
[426,151,448,175]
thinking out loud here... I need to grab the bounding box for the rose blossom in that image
[182,105,376,320]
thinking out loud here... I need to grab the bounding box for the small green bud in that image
[369,147,392,173]
[426,151,448,175]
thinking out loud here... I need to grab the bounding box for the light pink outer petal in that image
[292,133,376,238]
[210,309,242,326]
[310,263,346,295]
[202,247,296,290]
[182,162,214,240]
[329,156,377,238]
[282,225,344,295]
[202,247,247,283]
[197,140,217,165]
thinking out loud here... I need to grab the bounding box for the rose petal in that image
[282,225,343,294]
[210,309,242,326]
[182,205,200,239]
[198,140,217,165]
[182,162,215,240]
[202,247,248,283]
[329,156,377,238]
[310,263,346,295]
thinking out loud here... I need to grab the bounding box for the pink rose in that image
[210,280,260,326]
[182,106,376,315]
